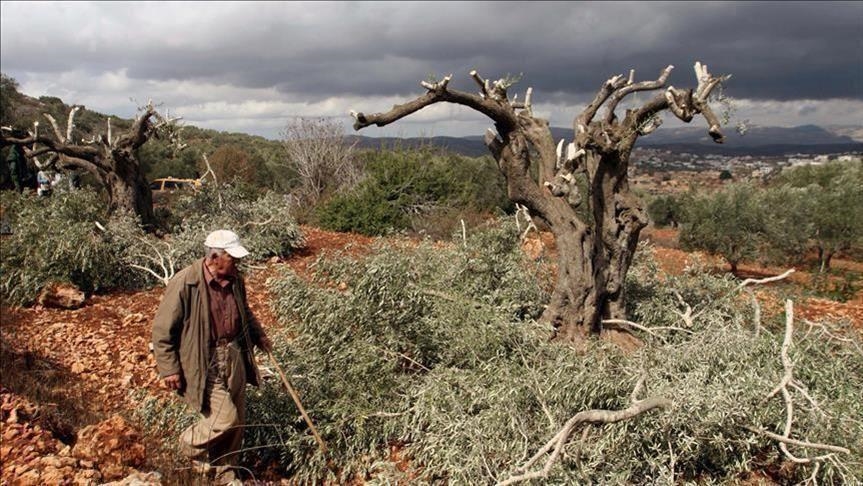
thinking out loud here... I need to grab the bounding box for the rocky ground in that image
[1,226,860,484]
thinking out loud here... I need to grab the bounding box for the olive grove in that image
[352,62,729,341]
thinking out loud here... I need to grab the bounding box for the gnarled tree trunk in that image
[352,63,728,342]
[0,102,181,228]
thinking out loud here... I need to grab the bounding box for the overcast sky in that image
[1,1,861,139]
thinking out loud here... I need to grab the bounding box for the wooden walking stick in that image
[267,351,328,454]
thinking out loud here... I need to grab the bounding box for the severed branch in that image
[351,75,517,134]
[691,62,731,142]
[629,61,729,146]
[692,269,795,320]
[511,87,533,115]
[750,300,851,467]
[127,236,177,286]
[94,222,176,285]
[672,290,694,328]
[470,69,490,97]
[66,106,80,143]
[497,381,671,486]
[604,66,674,124]
[744,427,850,456]
[498,402,671,486]
[44,113,65,142]
[803,319,863,357]
[420,73,452,92]
[241,216,275,229]
[200,153,224,209]
[515,203,538,242]
[574,73,628,136]
[735,268,796,295]
[602,318,694,339]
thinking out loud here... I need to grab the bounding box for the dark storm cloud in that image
[1,1,860,103]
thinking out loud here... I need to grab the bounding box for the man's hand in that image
[258,334,273,353]
[163,373,183,390]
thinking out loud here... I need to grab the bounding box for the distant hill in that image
[631,124,863,156]
[350,124,863,158]
[826,125,863,143]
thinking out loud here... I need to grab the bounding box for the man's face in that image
[208,250,237,278]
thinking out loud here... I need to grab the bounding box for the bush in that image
[315,148,510,237]
[0,188,151,305]
[249,220,862,483]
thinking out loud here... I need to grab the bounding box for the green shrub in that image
[0,188,151,305]
[251,220,862,483]
[314,182,408,236]
[315,148,510,236]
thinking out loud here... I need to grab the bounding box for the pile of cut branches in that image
[245,220,862,484]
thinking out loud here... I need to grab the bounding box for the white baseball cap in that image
[204,229,250,259]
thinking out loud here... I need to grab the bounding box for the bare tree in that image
[281,116,361,206]
[352,62,728,341]
[0,101,183,227]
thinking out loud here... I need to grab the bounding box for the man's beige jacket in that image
[151,258,264,412]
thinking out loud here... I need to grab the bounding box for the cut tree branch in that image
[604,65,674,124]
[575,73,629,133]
[497,384,671,486]
[752,300,851,467]
[692,269,795,320]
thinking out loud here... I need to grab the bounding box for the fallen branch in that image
[497,380,671,486]
[94,222,176,285]
[735,269,796,293]
[201,153,224,209]
[603,318,694,338]
[751,300,851,468]
[242,216,275,228]
[743,426,850,456]
[803,319,863,357]
[672,290,693,328]
[693,269,795,320]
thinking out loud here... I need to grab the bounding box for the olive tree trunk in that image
[352,63,729,341]
[0,103,180,228]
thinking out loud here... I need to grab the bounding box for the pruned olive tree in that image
[352,62,729,341]
[0,101,182,227]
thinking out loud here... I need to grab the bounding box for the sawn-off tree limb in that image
[496,396,671,486]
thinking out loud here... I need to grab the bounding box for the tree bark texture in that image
[352,63,728,341]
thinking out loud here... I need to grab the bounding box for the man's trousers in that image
[179,341,247,466]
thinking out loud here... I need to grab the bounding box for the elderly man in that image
[152,229,272,483]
